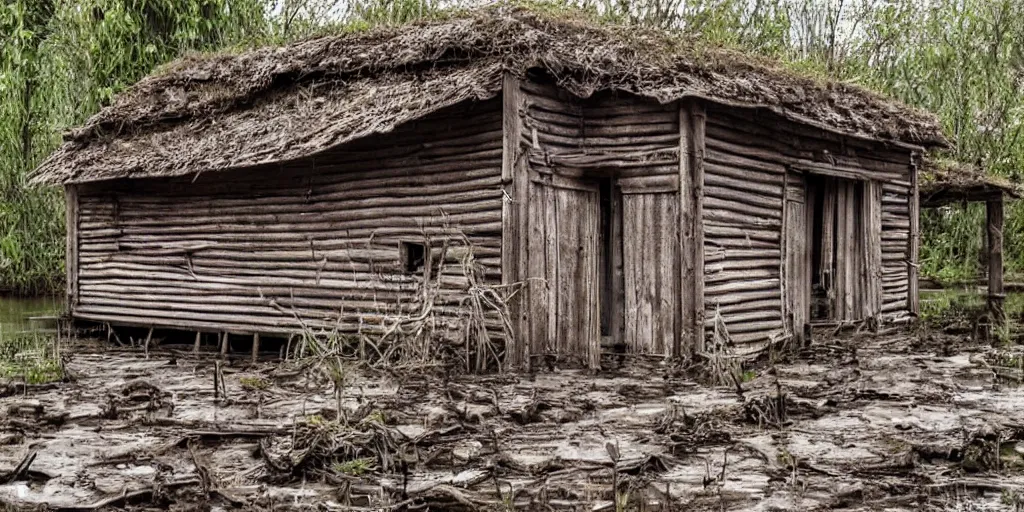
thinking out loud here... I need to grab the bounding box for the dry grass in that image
[32,3,946,186]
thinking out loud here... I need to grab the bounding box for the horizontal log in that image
[703,289,780,307]
[704,191,782,217]
[704,247,782,260]
[705,278,781,296]
[705,267,777,283]
[705,257,780,273]
[703,224,781,242]
[703,169,783,198]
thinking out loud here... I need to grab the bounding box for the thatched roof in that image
[920,158,1020,207]
[31,5,948,185]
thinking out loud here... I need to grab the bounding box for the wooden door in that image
[525,174,601,369]
[784,172,810,338]
[622,191,680,356]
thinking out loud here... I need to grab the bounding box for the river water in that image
[0,296,61,340]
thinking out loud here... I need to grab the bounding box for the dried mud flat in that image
[3,332,1024,511]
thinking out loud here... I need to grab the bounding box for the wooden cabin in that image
[32,7,947,369]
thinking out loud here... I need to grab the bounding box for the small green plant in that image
[239,376,270,390]
[740,370,757,382]
[332,457,375,476]
[362,409,385,424]
[0,332,63,384]
[614,489,631,512]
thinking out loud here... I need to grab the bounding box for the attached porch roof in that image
[920,158,1020,207]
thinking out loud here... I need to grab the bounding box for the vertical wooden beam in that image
[866,181,883,323]
[908,154,921,316]
[610,186,625,345]
[194,331,202,354]
[65,184,79,316]
[780,171,790,336]
[252,333,261,363]
[987,195,1005,328]
[220,331,229,356]
[501,73,527,369]
[679,100,706,357]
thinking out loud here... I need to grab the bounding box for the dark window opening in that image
[400,241,426,273]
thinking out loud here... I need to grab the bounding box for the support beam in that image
[501,73,528,369]
[679,100,707,356]
[252,333,261,363]
[65,184,80,315]
[987,196,1005,328]
[908,154,921,316]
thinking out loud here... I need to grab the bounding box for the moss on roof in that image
[32,4,947,185]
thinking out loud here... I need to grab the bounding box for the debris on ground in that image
[2,331,1024,510]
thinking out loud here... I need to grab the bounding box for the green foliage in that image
[0,0,268,295]
[239,375,270,390]
[332,456,375,476]
[0,331,63,383]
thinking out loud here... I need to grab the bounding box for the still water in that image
[0,296,61,339]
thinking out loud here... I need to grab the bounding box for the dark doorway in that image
[807,175,868,322]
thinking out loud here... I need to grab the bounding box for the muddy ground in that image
[3,329,1024,511]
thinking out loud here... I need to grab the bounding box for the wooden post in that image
[908,154,921,316]
[679,100,706,357]
[252,333,260,363]
[987,195,1005,328]
[220,332,229,356]
[143,327,153,359]
[501,73,527,369]
[65,184,79,316]
[193,331,201,354]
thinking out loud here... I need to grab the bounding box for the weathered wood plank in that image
[908,154,921,316]
[66,184,80,313]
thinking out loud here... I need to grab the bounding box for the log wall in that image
[70,76,920,364]
[704,105,916,351]
[73,99,506,340]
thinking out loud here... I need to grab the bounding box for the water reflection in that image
[0,296,61,339]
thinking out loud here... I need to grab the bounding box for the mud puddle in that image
[3,332,1024,510]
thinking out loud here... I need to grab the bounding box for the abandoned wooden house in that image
[32,7,948,369]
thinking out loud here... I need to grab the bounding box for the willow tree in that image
[0,0,267,295]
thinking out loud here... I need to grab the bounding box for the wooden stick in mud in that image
[213,361,221,401]
[252,333,260,363]
[143,327,153,359]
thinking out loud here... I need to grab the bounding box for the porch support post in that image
[987,195,1005,328]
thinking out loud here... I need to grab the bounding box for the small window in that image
[400,241,426,273]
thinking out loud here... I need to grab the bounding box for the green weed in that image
[239,376,270,390]
[332,457,375,476]
[0,331,63,384]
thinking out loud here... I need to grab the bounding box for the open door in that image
[525,173,602,368]
[803,175,882,325]
[784,171,810,338]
